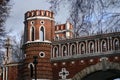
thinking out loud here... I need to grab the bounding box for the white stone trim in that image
[26,40,51,44]
[55,30,72,33]
[6,63,21,67]
[39,51,45,58]
[28,63,34,69]
[27,16,54,21]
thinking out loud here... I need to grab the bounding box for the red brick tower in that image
[23,10,55,80]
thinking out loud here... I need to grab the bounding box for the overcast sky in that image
[5,0,69,37]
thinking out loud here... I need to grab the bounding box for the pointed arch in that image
[30,26,35,41]
[79,42,85,54]
[113,38,119,50]
[53,46,59,58]
[39,26,45,41]
[88,41,94,53]
[62,45,67,57]
[101,40,107,52]
[70,44,76,55]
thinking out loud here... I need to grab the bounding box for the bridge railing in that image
[51,50,120,61]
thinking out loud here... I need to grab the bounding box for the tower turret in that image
[23,10,55,80]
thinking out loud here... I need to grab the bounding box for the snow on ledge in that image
[25,40,51,44]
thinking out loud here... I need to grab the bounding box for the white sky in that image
[5,0,69,36]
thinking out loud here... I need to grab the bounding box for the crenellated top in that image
[25,10,54,20]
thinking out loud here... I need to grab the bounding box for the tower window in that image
[40,26,45,41]
[30,27,35,41]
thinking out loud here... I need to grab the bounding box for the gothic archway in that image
[81,69,120,80]
[72,61,120,80]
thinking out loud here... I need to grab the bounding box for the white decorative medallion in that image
[59,68,69,79]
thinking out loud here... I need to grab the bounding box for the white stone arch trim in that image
[88,41,95,53]
[28,63,34,69]
[53,46,59,58]
[70,43,76,56]
[30,26,35,41]
[79,42,86,54]
[62,45,68,57]
[39,25,45,41]
[113,38,119,50]
[101,39,107,52]
[72,61,120,80]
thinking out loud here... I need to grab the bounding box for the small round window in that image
[31,21,35,25]
[40,20,44,24]
[39,52,45,58]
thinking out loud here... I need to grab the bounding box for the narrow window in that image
[30,27,34,41]
[40,27,44,41]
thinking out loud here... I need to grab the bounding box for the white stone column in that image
[95,39,97,53]
[76,42,79,54]
[59,44,61,57]
[67,43,70,56]
[107,37,110,51]
[85,40,88,54]
[98,39,100,53]
[110,37,113,51]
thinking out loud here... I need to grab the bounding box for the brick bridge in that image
[51,32,120,80]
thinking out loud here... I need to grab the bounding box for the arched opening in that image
[81,69,120,80]
[30,27,35,41]
[71,44,76,55]
[54,47,58,58]
[62,46,67,56]
[80,43,85,54]
[89,42,94,53]
[40,27,45,41]
[114,39,119,50]
[102,41,107,52]
[72,61,120,80]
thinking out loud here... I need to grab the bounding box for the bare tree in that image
[49,0,120,37]
[0,0,11,65]
[11,34,24,62]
